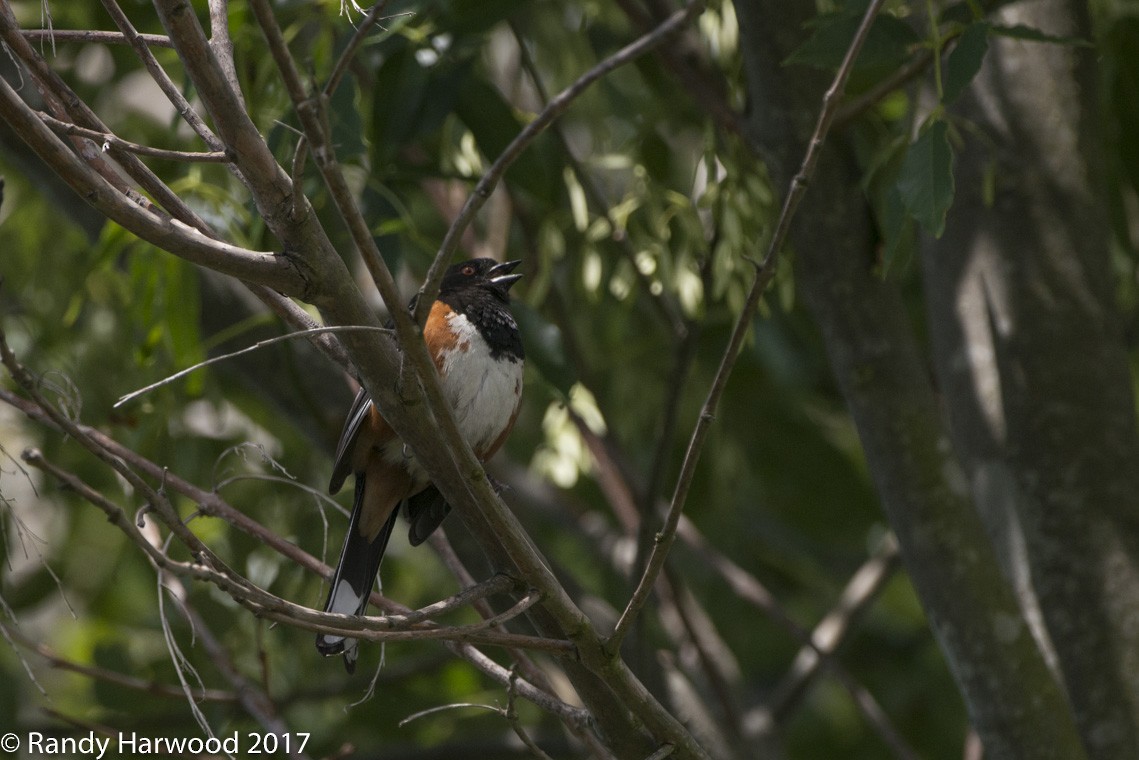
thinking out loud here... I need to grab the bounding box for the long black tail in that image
[316,476,398,674]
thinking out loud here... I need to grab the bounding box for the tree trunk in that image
[732,0,1088,756]
[922,2,1139,756]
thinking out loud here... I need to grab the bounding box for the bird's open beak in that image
[487,259,523,291]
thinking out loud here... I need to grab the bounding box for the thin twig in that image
[385,575,516,627]
[506,668,557,760]
[766,532,901,719]
[0,337,558,653]
[100,0,226,152]
[150,531,228,749]
[246,0,429,399]
[448,641,594,731]
[424,529,587,745]
[509,19,687,337]
[21,447,571,652]
[606,0,891,654]
[0,5,216,233]
[113,325,389,408]
[0,70,302,291]
[0,619,237,702]
[322,2,392,99]
[425,532,558,687]
[244,283,356,373]
[20,28,173,47]
[2,336,589,735]
[399,702,503,726]
[37,112,230,162]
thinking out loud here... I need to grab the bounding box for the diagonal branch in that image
[0,5,216,231]
[99,0,225,152]
[0,73,305,293]
[0,384,588,726]
[607,0,891,653]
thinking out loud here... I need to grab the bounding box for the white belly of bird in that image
[385,311,522,479]
[437,311,523,450]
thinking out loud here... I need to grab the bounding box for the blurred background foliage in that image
[0,0,1135,758]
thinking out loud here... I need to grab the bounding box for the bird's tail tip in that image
[316,634,358,674]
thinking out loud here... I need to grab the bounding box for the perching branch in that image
[238,3,713,754]
[0,379,587,727]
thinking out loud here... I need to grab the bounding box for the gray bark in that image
[733,0,1089,756]
[922,2,1139,756]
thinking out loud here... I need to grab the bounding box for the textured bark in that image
[922,2,1139,756]
[732,1,1087,757]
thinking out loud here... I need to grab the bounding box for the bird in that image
[316,257,525,672]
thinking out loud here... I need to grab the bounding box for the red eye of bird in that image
[462,265,476,276]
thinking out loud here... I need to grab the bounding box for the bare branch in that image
[607,0,891,653]
[246,284,356,373]
[506,668,557,760]
[5,386,588,725]
[385,574,516,627]
[114,325,389,408]
[0,6,215,231]
[0,621,235,701]
[101,0,224,151]
[767,533,901,719]
[322,1,392,99]
[0,72,306,293]
[20,445,569,653]
[508,19,688,337]
[37,111,230,162]
[245,0,427,387]
[20,28,173,47]
[207,0,245,111]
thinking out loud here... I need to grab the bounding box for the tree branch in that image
[37,111,230,162]
[19,28,173,47]
[607,0,890,653]
[0,72,306,292]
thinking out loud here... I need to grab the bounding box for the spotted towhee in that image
[316,257,525,672]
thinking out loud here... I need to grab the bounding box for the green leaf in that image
[454,80,557,200]
[163,256,202,393]
[988,23,1092,47]
[943,22,989,104]
[369,44,471,165]
[880,185,915,273]
[785,12,919,72]
[896,120,955,237]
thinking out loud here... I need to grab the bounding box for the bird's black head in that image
[439,258,522,301]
